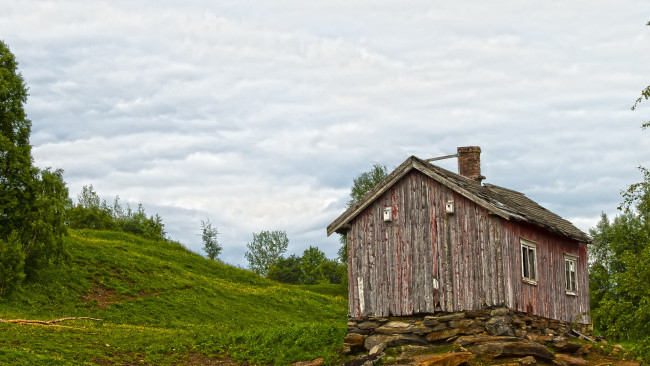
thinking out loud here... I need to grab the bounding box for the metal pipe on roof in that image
[425,154,458,162]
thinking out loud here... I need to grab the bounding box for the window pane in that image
[570,270,577,292]
[522,247,529,278]
[564,258,578,293]
[566,266,570,290]
[528,248,536,280]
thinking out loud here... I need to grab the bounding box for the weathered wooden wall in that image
[499,221,591,324]
[347,170,590,324]
[347,170,504,317]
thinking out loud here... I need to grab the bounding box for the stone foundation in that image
[344,307,591,355]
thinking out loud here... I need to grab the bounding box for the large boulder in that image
[453,335,521,346]
[364,334,396,351]
[552,341,583,354]
[344,333,366,353]
[435,313,467,323]
[468,341,555,361]
[426,328,462,342]
[358,321,381,330]
[485,316,515,336]
[490,308,510,317]
[393,333,428,347]
[376,321,413,334]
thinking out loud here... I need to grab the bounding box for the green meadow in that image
[0,230,348,365]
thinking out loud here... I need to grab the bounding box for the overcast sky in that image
[2,1,649,265]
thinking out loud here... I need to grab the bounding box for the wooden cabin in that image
[327,147,591,324]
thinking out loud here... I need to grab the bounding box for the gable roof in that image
[327,156,590,243]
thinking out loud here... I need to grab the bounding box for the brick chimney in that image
[457,146,486,183]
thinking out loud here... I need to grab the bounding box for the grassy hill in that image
[0,230,348,365]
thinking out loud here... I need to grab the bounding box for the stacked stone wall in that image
[344,307,591,354]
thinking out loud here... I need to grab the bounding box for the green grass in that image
[0,230,348,365]
[297,283,348,298]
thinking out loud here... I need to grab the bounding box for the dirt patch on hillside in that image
[82,284,158,309]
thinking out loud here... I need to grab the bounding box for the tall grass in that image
[0,230,347,365]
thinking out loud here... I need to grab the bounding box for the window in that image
[520,239,537,284]
[564,254,578,295]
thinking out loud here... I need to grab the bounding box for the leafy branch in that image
[631,21,650,129]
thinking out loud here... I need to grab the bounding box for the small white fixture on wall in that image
[445,200,454,214]
[383,207,393,222]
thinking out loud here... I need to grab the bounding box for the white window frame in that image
[564,253,578,295]
[520,238,537,285]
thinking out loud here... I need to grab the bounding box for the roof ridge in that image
[483,183,527,196]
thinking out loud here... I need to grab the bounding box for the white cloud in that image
[4,0,650,265]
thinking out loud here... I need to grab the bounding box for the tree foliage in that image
[244,230,288,276]
[267,246,345,285]
[301,246,327,285]
[338,164,388,263]
[0,41,70,293]
[589,68,650,356]
[589,172,650,356]
[67,185,166,241]
[347,164,389,207]
[201,219,222,261]
[0,233,25,295]
[0,39,36,243]
[25,168,70,278]
[267,254,304,284]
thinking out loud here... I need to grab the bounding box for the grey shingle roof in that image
[327,155,590,243]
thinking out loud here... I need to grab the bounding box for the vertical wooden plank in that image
[354,223,362,317]
[461,200,468,311]
[423,176,430,312]
[348,225,357,317]
[458,197,466,311]
[499,218,513,311]
[486,214,494,307]
[451,193,460,311]
[417,175,425,313]
[394,179,400,315]
[442,187,450,312]
[468,203,476,310]
[477,209,484,308]
[410,174,418,313]
[430,178,442,311]
[416,174,425,313]
[404,174,413,314]
[494,218,504,305]
[375,193,382,316]
[360,214,366,316]
[480,211,491,306]
[391,184,400,316]
[408,174,417,314]
[373,203,379,316]
[381,188,391,316]
[472,207,480,308]
[484,213,494,305]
